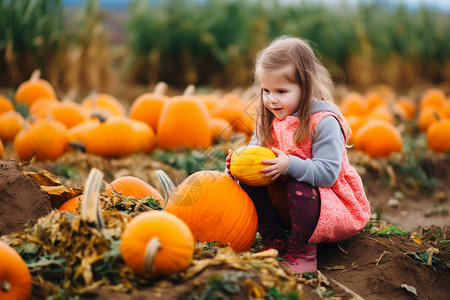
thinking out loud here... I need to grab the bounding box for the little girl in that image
[226,36,370,273]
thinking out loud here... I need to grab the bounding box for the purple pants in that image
[241,177,321,244]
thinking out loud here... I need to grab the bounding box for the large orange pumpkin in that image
[164,171,258,253]
[0,241,32,300]
[230,145,276,186]
[0,111,25,141]
[157,96,211,149]
[105,176,163,201]
[15,69,56,107]
[353,119,402,158]
[120,211,194,278]
[14,119,69,161]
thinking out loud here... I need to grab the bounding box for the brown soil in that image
[0,145,449,300]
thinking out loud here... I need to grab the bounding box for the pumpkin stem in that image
[183,84,195,96]
[30,69,41,80]
[153,81,168,96]
[144,237,162,275]
[80,168,105,230]
[1,280,11,292]
[431,110,442,122]
[155,170,176,209]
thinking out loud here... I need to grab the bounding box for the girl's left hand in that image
[260,147,290,181]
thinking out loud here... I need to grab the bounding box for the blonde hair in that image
[254,36,351,146]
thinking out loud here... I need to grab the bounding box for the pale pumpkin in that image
[14,119,69,161]
[15,69,56,107]
[0,241,32,300]
[0,111,25,141]
[120,211,194,278]
[106,176,163,201]
[353,119,402,158]
[230,146,276,186]
[157,96,211,149]
[164,170,258,253]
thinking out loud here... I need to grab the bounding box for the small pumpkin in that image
[0,95,14,115]
[353,119,402,158]
[164,170,258,253]
[339,92,368,117]
[49,100,89,129]
[418,106,443,132]
[0,241,32,300]
[210,93,254,134]
[15,69,56,107]
[82,92,125,118]
[426,117,450,153]
[29,97,59,118]
[67,119,101,147]
[105,176,163,202]
[230,145,277,186]
[14,118,69,161]
[157,96,211,149]
[394,96,416,120]
[120,211,194,278]
[59,195,82,213]
[0,111,25,141]
[210,117,233,141]
[420,88,446,110]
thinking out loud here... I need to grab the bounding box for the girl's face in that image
[259,64,301,120]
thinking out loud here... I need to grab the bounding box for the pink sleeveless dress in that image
[270,111,371,243]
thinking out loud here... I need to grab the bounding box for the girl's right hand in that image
[225,149,233,177]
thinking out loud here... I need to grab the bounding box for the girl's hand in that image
[225,149,233,177]
[260,147,290,181]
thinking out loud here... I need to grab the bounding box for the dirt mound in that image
[0,159,52,235]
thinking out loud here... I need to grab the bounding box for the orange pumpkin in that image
[67,119,101,146]
[29,97,60,118]
[15,69,56,107]
[59,195,82,213]
[394,96,416,119]
[420,88,446,110]
[82,93,125,118]
[230,145,276,186]
[0,95,14,115]
[157,96,212,149]
[353,119,402,158]
[368,103,395,123]
[120,211,194,278]
[84,116,156,157]
[210,117,233,141]
[0,111,25,141]
[129,86,170,133]
[0,241,32,300]
[418,106,443,132]
[426,118,450,153]
[211,93,254,134]
[14,119,69,161]
[345,115,367,144]
[0,139,4,156]
[164,171,258,253]
[106,176,163,201]
[339,92,368,117]
[49,101,88,129]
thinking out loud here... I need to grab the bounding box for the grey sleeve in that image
[283,116,345,187]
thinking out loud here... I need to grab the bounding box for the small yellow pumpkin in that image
[230,145,276,186]
[120,211,194,278]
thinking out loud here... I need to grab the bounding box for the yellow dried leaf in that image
[410,235,422,245]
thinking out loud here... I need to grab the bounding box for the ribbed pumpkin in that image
[353,119,402,158]
[230,146,276,186]
[29,97,60,118]
[210,117,233,141]
[15,69,56,108]
[211,93,254,134]
[106,176,163,201]
[426,118,450,153]
[14,119,69,161]
[84,116,156,157]
[121,211,194,278]
[157,96,211,149]
[0,111,25,141]
[164,171,258,253]
[49,100,88,129]
[129,82,169,133]
[59,195,82,213]
[82,93,125,118]
[0,241,32,300]
[0,95,14,115]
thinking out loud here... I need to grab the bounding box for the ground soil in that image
[0,144,449,299]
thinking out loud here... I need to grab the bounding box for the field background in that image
[1,0,449,101]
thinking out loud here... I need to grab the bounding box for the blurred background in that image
[1,0,449,100]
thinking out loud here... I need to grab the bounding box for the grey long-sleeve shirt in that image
[249,100,345,187]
